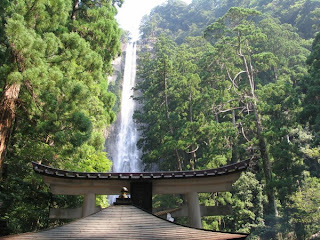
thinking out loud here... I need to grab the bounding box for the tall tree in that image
[0,0,121,234]
[0,0,68,177]
[0,0,120,178]
[135,36,184,170]
[205,7,279,217]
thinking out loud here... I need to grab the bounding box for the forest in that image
[0,0,320,239]
[0,0,122,236]
[135,0,320,239]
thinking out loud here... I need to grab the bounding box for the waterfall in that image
[107,42,141,203]
[113,41,141,173]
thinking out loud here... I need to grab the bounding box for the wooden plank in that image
[49,206,101,219]
[1,205,247,240]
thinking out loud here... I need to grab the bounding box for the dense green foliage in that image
[136,0,320,239]
[0,0,121,235]
[1,0,320,239]
[140,0,320,43]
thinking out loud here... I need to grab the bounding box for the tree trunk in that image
[188,87,197,170]
[231,109,239,163]
[71,0,79,20]
[0,83,21,178]
[175,149,182,171]
[253,104,278,217]
[238,32,278,217]
[189,145,197,171]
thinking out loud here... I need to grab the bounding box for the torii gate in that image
[32,159,249,228]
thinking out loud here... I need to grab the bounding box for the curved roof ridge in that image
[32,159,250,180]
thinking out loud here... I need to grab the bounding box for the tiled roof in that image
[1,205,248,240]
[32,160,250,180]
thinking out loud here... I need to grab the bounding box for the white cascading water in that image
[113,41,141,173]
[107,42,141,203]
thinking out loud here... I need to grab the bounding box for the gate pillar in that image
[186,192,202,228]
[82,192,96,217]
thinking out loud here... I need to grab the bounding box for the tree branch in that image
[185,144,199,154]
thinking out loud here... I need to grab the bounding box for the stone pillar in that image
[82,193,96,217]
[186,192,202,228]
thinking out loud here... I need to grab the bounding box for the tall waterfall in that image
[108,42,141,175]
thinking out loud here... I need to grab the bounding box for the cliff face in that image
[104,44,126,143]
[108,46,125,84]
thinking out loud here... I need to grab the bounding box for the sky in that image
[116,0,192,40]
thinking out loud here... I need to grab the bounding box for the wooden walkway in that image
[1,205,247,239]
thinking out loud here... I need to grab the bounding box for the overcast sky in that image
[116,0,192,40]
